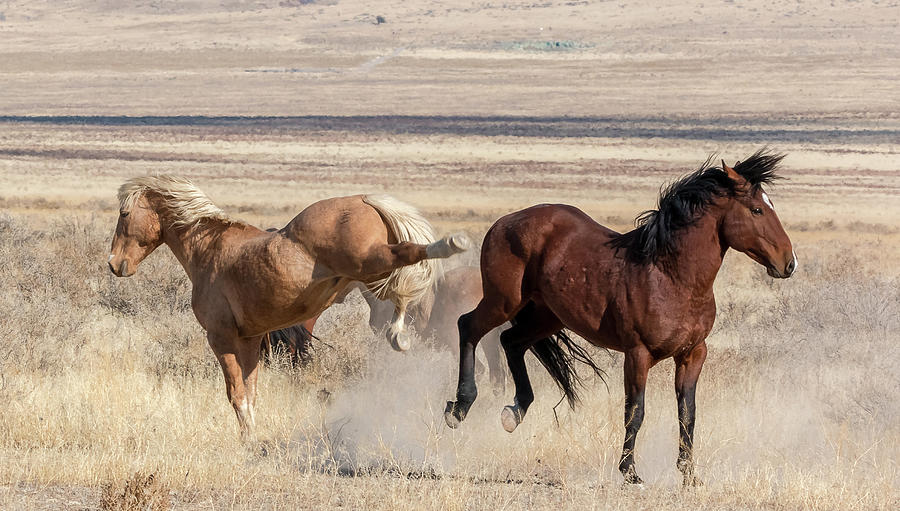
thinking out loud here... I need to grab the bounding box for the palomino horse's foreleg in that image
[619,346,653,485]
[209,333,260,443]
[674,341,708,487]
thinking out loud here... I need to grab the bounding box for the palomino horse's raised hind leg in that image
[366,234,469,351]
[208,332,261,442]
[619,346,653,485]
[674,340,707,486]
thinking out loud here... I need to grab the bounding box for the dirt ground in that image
[0,1,898,509]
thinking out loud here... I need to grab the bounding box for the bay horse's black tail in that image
[529,330,608,408]
[261,324,317,368]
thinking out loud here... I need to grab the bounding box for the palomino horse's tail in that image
[362,194,441,306]
[530,330,608,408]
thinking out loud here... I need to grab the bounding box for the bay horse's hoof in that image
[622,467,644,486]
[389,330,411,352]
[682,474,703,487]
[444,401,462,429]
[500,404,523,433]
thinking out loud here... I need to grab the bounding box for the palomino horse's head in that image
[108,192,163,277]
[719,160,797,278]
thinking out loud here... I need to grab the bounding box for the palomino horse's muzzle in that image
[108,257,131,277]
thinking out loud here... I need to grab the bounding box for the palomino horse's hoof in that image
[389,330,411,352]
[500,404,523,433]
[444,401,462,429]
[448,233,471,253]
[426,234,471,259]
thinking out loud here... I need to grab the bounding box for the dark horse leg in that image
[674,340,707,486]
[498,302,563,432]
[444,299,512,428]
[619,346,653,485]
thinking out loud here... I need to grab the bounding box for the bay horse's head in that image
[108,175,229,277]
[719,153,797,278]
[108,189,164,277]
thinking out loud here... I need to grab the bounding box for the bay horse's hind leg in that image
[498,302,563,433]
[444,298,511,428]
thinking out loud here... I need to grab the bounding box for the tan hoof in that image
[389,330,411,352]
[448,233,471,253]
[444,401,461,429]
[500,404,522,433]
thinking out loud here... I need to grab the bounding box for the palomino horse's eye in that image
[120,211,130,218]
[751,207,763,216]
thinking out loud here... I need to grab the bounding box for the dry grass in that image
[0,207,896,509]
[0,1,898,507]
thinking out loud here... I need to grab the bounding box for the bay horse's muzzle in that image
[766,250,798,279]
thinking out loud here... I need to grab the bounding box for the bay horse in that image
[444,150,797,486]
[107,175,468,440]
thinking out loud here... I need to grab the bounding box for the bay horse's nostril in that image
[785,257,796,277]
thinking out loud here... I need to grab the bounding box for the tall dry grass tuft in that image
[0,211,897,509]
[99,472,171,511]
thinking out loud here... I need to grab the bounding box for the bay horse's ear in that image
[721,159,741,181]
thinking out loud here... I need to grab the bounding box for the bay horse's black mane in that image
[608,148,785,265]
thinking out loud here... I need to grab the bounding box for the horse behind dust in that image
[281,266,506,388]
[107,176,468,440]
[444,150,797,486]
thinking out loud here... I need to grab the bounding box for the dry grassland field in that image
[0,0,899,509]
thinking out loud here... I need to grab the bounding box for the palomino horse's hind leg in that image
[498,303,563,433]
[619,346,653,485]
[674,340,708,487]
[372,235,469,352]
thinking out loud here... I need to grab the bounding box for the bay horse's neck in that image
[657,209,727,294]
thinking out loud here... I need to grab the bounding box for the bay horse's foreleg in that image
[619,346,653,485]
[674,341,708,487]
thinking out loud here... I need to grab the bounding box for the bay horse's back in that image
[479,204,614,309]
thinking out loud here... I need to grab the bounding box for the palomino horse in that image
[108,176,468,440]
[444,150,797,486]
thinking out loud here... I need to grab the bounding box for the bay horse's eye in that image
[751,207,763,216]
[120,211,130,218]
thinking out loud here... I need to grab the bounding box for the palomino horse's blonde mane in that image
[118,175,233,227]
